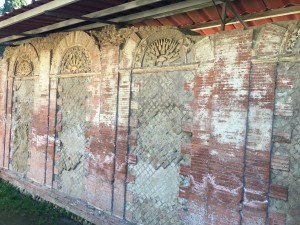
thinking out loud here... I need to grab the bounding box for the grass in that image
[0,179,78,225]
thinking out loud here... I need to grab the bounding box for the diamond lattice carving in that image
[128,71,194,225]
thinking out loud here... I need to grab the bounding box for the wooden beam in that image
[0,31,44,37]
[0,0,79,29]
[44,11,120,25]
[69,0,224,31]
[0,0,165,43]
[187,5,300,31]
[225,0,247,29]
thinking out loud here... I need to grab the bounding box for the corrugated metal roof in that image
[0,0,299,44]
[137,0,300,34]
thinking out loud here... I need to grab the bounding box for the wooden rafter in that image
[0,0,165,43]
[68,0,225,31]
[0,0,224,43]
[187,5,300,31]
[0,0,79,30]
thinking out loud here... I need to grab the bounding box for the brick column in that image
[242,62,276,224]
[3,77,13,169]
[85,45,119,212]
[0,60,7,168]
[206,29,253,225]
[45,77,57,187]
[27,50,51,184]
[182,37,215,222]
[113,34,141,218]
[242,23,286,225]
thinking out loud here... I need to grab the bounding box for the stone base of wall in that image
[0,169,132,225]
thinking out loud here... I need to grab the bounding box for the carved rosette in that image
[134,29,193,68]
[15,55,33,77]
[60,46,91,74]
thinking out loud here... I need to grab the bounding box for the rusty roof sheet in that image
[137,0,300,34]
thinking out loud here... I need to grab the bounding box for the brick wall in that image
[0,22,298,225]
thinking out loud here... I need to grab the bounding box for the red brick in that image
[180,165,191,176]
[129,119,138,128]
[181,122,193,133]
[269,211,287,225]
[181,143,192,154]
[272,129,291,143]
[127,173,135,184]
[127,154,137,165]
[179,187,189,199]
[276,76,295,89]
[269,184,288,201]
[274,103,293,117]
[271,155,289,171]
[129,136,137,146]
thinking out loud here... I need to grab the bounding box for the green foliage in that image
[0,179,78,225]
[1,0,28,14]
[0,0,29,56]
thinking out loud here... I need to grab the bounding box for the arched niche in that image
[50,31,100,75]
[7,43,40,78]
[134,29,193,68]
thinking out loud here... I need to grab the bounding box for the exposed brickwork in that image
[85,45,119,211]
[269,211,287,225]
[243,62,276,225]
[271,156,290,171]
[0,23,299,225]
[242,22,288,225]
[0,60,7,168]
[254,23,287,58]
[272,129,292,143]
[205,29,253,225]
[28,50,50,184]
[46,77,57,187]
[0,169,132,225]
[271,53,300,224]
[269,184,288,201]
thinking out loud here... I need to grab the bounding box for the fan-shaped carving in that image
[143,38,181,67]
[60,46,91,74]
[15,56,33,77]
[134,29,193,68]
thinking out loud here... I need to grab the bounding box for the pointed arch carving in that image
[50,31,100,75]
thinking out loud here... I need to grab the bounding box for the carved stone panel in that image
[135,29,193,68]
[60,46,91,74]
[286,28,300,53]
[11,80,34,173]
[15,55,33,77]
